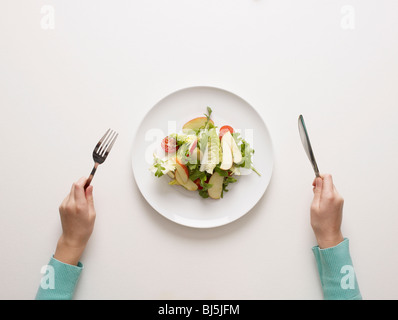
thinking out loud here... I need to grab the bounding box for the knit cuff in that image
[312,238,362,300]
[35,256,83,300]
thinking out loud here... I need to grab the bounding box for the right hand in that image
[311,174,344,249]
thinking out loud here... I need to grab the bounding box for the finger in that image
[85,186,96,221]
[322,174,334,195]
[69,181,76,201]
[312,177,323,207]
[74,177,87,202]
[313,173,326,185]
[85,185,95,209]
[312,178,317,194]
[75,176,87,188]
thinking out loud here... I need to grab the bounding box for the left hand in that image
[54,177,96,265]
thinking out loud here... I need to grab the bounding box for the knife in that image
[298,115,320,178]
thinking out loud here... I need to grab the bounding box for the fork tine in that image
[97,129,114,155]
[103,132,118,157]
[95,128,111,151]
[100,131,116,156]
[99,130,115,156]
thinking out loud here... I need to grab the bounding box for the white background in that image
[1,0,397,299]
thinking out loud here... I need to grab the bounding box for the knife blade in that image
[298,115,320,178]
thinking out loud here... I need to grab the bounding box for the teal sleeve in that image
[35,256,83,300]
[312,238,362,300]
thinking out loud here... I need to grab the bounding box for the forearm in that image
[312,238,362,300]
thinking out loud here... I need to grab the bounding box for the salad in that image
[149,107,260,199]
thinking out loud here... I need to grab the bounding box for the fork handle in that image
[84,162,99,189]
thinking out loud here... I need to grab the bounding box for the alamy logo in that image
[40,5,55,30]
[341,5,355,30]
[40,265,55,290]
[340,265,355,290]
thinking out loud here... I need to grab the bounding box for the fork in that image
[84,128,118,189]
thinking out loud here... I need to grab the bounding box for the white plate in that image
[132,86,274,228]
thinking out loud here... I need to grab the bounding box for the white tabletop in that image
[1,0,398,300]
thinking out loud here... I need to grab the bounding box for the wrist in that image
[54,235,86,266]
[316,231,344,249]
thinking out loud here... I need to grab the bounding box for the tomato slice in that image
[194,178,203,190]
[194,177,210,190]
[161,136,178,153]
[219,125,234,140]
